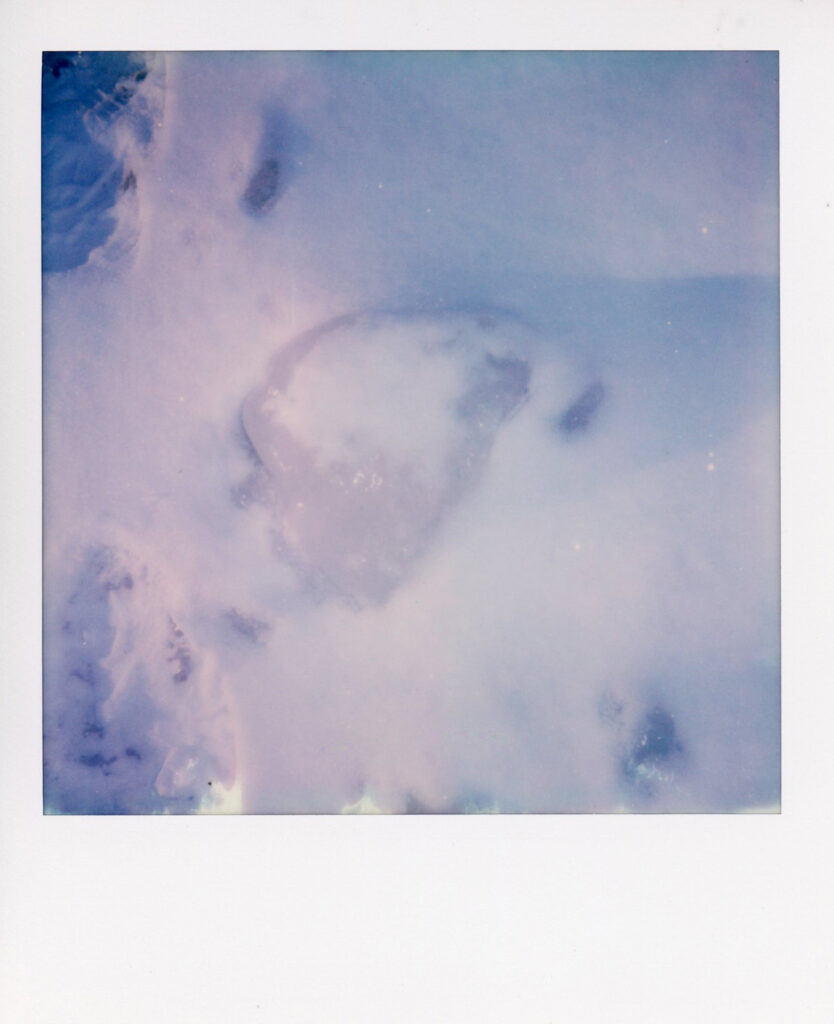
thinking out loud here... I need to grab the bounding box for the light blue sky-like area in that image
[42,50,779,813]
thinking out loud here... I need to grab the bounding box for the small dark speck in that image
[104,572,134,591]
[208,780,212,786]
[556,381,605,436]
[168,631,192,683]
[46,56,72,78]
[70,666,96,686]
[125,747,141,760]
[225,607,270,643]
[79,753,118,769]
[243,158,281,216]
[173,660,191,684]
[121,171,137,193]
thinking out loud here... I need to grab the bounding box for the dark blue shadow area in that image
[42,52,148,272]
[43,547,170,814]
[241,106,309,217]
[621,706,684,797]
[556,380,606,436]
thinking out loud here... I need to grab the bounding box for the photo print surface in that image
[42,51,779,814]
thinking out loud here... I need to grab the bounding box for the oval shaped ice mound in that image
[238,311,535,606]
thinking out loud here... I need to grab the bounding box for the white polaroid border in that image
[2,1,833,1020]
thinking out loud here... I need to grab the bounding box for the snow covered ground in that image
[42,50,779,813]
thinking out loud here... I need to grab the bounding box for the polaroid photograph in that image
[5,0,834,1018]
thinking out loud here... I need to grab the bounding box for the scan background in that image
[3,0,834,1021]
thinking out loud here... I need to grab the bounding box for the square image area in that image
[42,51,779,814]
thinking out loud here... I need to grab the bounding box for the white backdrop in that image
[2,0,833,1020]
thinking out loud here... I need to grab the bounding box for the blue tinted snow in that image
[41,52,148,272]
